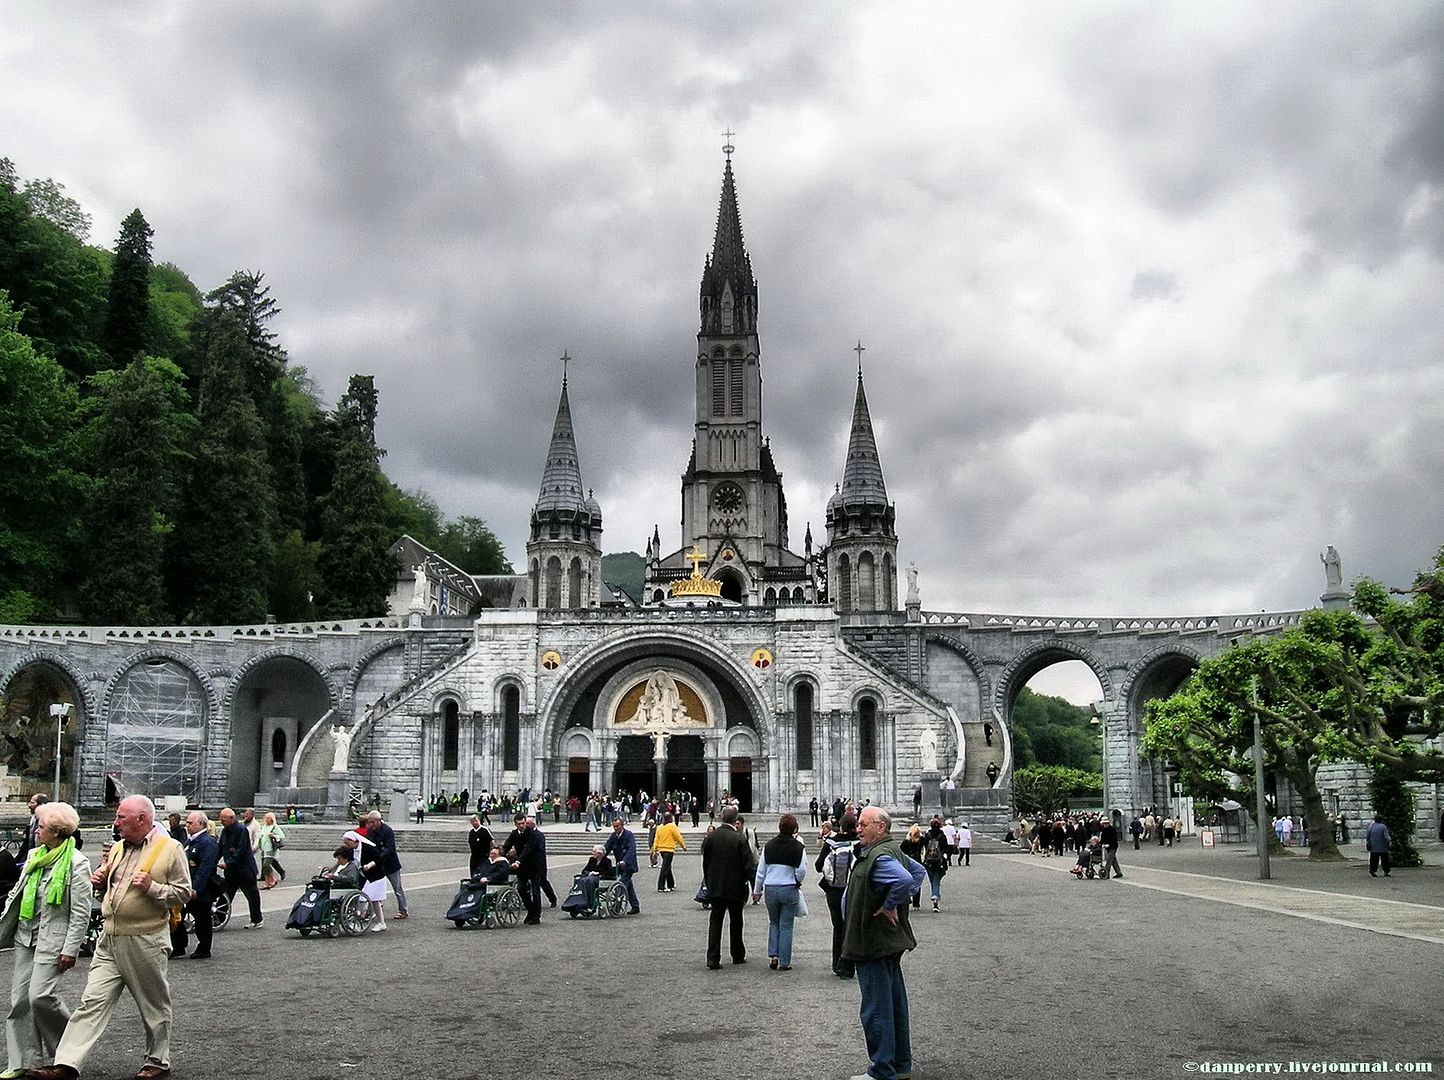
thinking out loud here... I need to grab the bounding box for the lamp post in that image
[1251,677,1271,880]
[49,702,73,802]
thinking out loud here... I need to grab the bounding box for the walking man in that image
[603,817,641,915]
[170,811,219,960]
[217,807,263,928]
[32,796,191,1080]
[1366,813,1393,877]
[363,810,408,919]
[467,815,493,876]
[843,806,925,1080]
[505,814,546,924]
[1100,816,1123,880]
[650,813,686,893]
[701,806,755,969]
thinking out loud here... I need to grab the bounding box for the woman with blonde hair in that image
[0,801,92,1079]
[899,823,925,910]
[257,811,287,889]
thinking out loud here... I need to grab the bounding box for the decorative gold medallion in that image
[751,647,773,670]
[540,650,562,671]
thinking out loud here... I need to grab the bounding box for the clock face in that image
[712,484,744,513]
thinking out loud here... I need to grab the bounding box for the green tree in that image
[1011,687,1102,771]
[1012,764,1103,817]
[21,175,92,242]
[78,355,195,624]
[173,309,275,624]
[316,375,395,618]
[103,209,154,366]
[270,529,321,623]
[0,160,107,378]
[601,552,644,603]
[146,262,202,365]
[381,482,444,548]
[435,516,512,575]
[0,293,85,622]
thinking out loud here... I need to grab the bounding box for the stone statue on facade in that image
[626,670,692,731]
[410,564,429,611]
[919,725,938,773]
[330,724,355,773]
[1320,546,1343,590]
[905,562,920,605]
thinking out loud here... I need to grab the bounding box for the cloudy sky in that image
[5,3,1443,635]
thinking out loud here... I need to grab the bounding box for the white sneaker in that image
[370,923,387,933]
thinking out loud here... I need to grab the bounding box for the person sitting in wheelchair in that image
[320,846,363,888]
[581,845,616,880]
[474,847,511,886]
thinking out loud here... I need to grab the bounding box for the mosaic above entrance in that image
[613,670,709,730]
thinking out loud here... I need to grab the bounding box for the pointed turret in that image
[826,348,898,613]
[527,365,603,609]
[699,156,757,335]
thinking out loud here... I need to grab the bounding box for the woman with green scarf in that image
[0,801,92,1079]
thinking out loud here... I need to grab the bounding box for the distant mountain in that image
[601,551,645,603]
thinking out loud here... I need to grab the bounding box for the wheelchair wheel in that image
[603,884,626,919]
[495,888,523,928]
[339,893,373,936]
[211,893,231,931]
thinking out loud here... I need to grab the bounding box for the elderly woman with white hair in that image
[0,801,92,1079]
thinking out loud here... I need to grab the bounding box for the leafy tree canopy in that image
[1010,687,1101,771]
[1012,764,1103,818]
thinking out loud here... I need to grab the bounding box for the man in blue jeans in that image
[842,806,925,1080]
[603,816,641,914]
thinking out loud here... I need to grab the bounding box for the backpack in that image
[924,835,944,865]
[822,838,855,887]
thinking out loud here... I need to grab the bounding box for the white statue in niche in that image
[626,670,693,730]
[410,564,429,611]
[919,725,938,773]
[330,725,354,773]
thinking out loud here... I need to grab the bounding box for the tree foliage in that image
[316,375,395,618]
[1012,764,1103,817]
[103,209,153,365]
[1010,687,1101,771]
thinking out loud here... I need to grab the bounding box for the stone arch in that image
[1119,643,1202,720]
[100,648,221,720]
[545,557,562,610]
[991,640,1114,720]
[568,556,583,607]
[923,634,992,706]
[763,586,777,605]
[836,553,852,612]
[492,675,528,713]
[343,637,407,709]
[0,651,96,719]
[223,648,338,714]
[716,567,746,604]
[857,551,876,612]
[430,686,469,714]
[538,629,772,757]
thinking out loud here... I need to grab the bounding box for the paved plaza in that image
[5,825,1441,1080]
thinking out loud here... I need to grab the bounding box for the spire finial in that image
[722,128,735,160]
[854,340,866,378]
[561,350,570,387]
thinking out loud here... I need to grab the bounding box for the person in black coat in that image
[701,806,757,968]
[172,811,220,959]
[467,816,494,876]
[363,811,408,918]
[504,815,546,925]
[218,806,263,927]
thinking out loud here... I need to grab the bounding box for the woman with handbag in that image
[751,813,806,971]
[0,801,92,1080]
[257,811,286,889]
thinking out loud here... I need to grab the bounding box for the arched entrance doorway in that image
[228,656,331,806]
[0,661,85,802]
[665,734,706,801]
[613,735,654,798]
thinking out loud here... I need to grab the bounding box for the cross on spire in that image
[722,128,735,159]
[685,546,709,577]
[854,340,866,378]
[561,350,570,387]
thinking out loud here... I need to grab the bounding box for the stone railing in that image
[919,610,1308,635]
[0,616,409,643]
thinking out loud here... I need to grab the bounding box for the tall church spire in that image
[837,366,889,506]
[699,147,757,335]
[535,370,587,514]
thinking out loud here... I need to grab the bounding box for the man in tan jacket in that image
[31,796,191,1080]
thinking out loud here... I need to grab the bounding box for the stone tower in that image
[526,370,603,609]
[826,362,898,612]
[645,147,817,606]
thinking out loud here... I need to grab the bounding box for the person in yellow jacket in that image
[650,813,687,893]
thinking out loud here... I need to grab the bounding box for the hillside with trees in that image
[0,157,507,625]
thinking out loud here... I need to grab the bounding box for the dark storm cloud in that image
[4,2,1441,627]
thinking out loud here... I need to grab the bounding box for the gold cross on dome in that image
[685,546,709,577]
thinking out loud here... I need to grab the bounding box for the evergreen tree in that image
[0,293,85,621]
[316,375,395,618]
[270,529,321,623]
[173,309,275,624]
[103,209,154,366]
[78,356,195,624]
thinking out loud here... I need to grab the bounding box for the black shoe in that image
[173,951,187,958]
[523,917,541,925]
[706,961,721,970]
[190,951,211,959]
[732,957,747,965]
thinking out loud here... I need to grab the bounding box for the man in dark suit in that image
[218,806,263,928]
[603,817,641,914]
[172,810,220,959]
[701,806,756,969]
[364,810,408,918]
[467,815,494,876]
[504,814,546,924]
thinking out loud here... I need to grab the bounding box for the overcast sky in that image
[5,3,1442,644]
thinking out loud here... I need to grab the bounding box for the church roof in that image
[830,370,889,511]
[534,378,591,517]
[699,155,757,334]
[709,157,753,288]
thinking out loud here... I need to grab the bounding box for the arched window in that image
[502,685,520,772]
[442,699,459,772]
[568,557,583,608]
[652,589,665,603]
[795,682,814,771]
[764,587,777,606]
[712,360,727,416]
[529,560,540,607]
[858,697,878,770]
[858,551,876,612]
[545,557,562,611]
[270,728,286,766]
[882,553,895,611]
[793,587,805,603]
[729,359,743,416]
[836,554,852,613]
